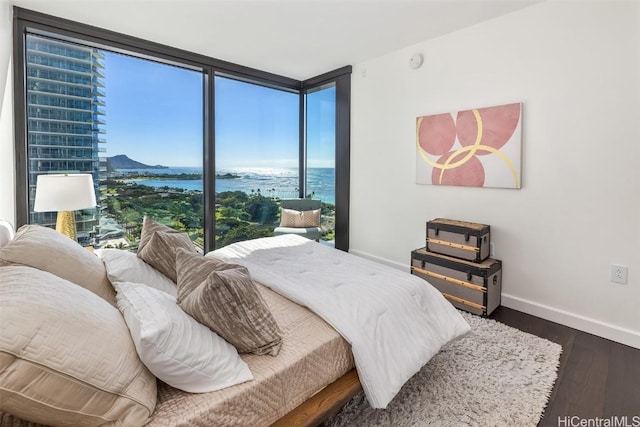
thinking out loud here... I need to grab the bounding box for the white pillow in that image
[96,248,177,297]
[114,281,254,393]
[0,219,14,249]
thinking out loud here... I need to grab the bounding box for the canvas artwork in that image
[416,102,522,189]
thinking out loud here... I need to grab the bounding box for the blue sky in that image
[104,51,335,169]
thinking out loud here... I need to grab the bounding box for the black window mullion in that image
[13,18,29,228]
[334,73,351,252]
[203,68,216,253]
[299,88,306,199]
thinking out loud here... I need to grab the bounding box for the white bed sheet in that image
[211,235,470,409]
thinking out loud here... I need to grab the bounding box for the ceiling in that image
[11,0,543,80]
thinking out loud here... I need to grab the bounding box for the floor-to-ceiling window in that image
[99,51,204,249]
[24,33,204,250]
[305,83,336,242]
[14,8,350,253]
[214,76,299,248]
[26,34,105,246]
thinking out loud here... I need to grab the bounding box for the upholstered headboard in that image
[0,219,15,249]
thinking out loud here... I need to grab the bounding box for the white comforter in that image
[210,235,470,409]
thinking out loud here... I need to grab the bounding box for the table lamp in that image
[33,174,97,241]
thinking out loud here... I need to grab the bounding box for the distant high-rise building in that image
[26,34,106,245]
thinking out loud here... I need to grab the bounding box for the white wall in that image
[0,0,14,226]
[350,1,640,348]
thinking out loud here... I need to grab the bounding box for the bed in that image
[0,225,469,426]
[146,283,355,426]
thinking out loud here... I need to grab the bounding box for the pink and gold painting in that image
[416,102,522,189]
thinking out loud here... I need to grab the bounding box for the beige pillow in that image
[280,208,321,228]
[137,217,195,282]
[175,249,283,356]
[0,265,157,426]
[0,224,116,305]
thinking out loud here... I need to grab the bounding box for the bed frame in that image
[271,369,361,426]
[0,370,361,427]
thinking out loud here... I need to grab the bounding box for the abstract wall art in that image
[416,102,522,189]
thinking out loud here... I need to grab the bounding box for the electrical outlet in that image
[490,242,495,258]
[611,264,628,284]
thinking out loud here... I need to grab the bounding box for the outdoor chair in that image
[273,199,322,241]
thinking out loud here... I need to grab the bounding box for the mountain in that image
[106,155,168,170]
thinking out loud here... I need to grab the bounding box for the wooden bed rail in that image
[271,369,361,427]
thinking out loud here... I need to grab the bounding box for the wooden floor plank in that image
[536,319,576,425]
[490,306,546,337]
[552,331,609,418]
[491,307,640,427]
[604,341,640,417]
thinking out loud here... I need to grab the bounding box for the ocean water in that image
[119,167,336,205]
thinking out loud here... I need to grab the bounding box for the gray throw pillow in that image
[137,217,195,282]
[175,248,283,356]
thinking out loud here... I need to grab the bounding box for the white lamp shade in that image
[33,174,97,212]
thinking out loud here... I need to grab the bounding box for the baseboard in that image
[349,249,640,350]
[501,294,640,349]
[349,249,409,272]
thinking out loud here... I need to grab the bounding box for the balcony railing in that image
[92,67,105,79]
[92,76,105,88]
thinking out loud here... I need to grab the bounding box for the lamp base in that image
[56,211,77,241]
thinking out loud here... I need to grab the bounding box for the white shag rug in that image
[326,312,562,427]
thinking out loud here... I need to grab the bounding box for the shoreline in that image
[110,178,336,207]
[114,176,336,206]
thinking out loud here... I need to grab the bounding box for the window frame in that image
[13,6,351,252]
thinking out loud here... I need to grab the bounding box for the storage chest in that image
[411,248,502,316]
[426,218,490,263]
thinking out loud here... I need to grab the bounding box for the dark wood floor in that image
[490,306,640,426]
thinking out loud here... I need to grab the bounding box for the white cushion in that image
[0,220,14,249]
[96,248,177,297]
[114,281,254,393]
[0,266,156,426]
